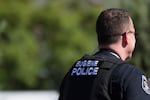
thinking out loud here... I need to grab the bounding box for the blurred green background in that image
[0,0,150,91]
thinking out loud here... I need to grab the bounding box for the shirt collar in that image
[95,48,121,59]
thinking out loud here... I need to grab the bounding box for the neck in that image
[99,44,128,61]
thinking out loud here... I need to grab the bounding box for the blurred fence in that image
[0,90,58,100]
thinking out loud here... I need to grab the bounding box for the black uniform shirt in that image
[59,49,150,100]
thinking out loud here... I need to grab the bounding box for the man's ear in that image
[122,33,128,47]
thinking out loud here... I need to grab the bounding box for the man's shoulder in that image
[112,63,144,82]
[118,63,143,74]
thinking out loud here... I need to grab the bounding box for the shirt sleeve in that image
[115,64,150,100]
[58,72,69,100]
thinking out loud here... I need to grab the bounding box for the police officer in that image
[58,8,150,100]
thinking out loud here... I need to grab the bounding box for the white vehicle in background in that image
[0,90,58,100]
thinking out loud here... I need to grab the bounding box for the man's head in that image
[96,8,136,60]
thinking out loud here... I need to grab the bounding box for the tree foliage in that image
[0,0,100,90]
